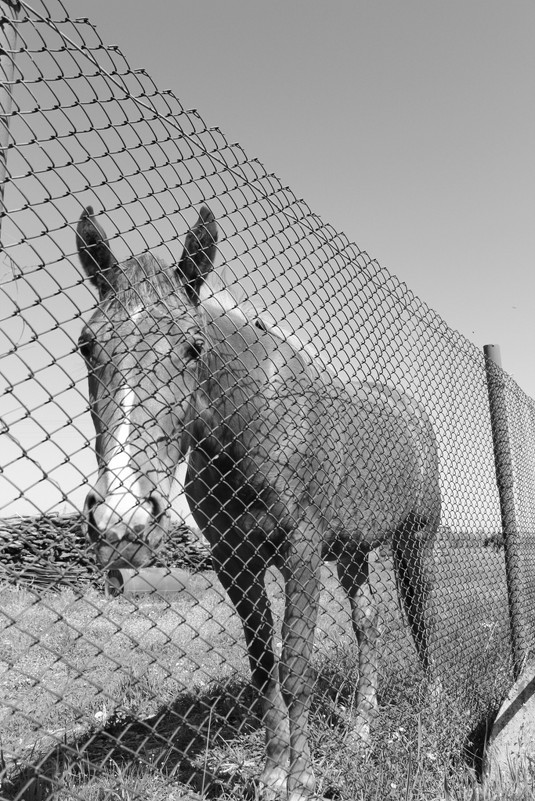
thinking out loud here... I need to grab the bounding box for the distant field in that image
[0,542,519,800]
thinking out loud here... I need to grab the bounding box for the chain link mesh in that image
[1,3,534,799]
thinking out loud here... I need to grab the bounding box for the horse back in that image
[312,379,439,547]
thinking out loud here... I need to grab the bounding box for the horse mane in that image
[199,277,336,379]
[104,254,182,313]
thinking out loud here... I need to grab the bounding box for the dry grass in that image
[0,544,524,800]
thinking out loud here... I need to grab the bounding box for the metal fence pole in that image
[484,343,526,679]
[0,0,20,230]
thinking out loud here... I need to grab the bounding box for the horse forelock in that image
[103,254,186,315]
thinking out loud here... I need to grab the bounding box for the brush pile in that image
[0,513,211,589]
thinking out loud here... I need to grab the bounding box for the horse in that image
[76,204,441,801]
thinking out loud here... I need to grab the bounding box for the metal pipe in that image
[484,343,526,678]
[105,567,195,598]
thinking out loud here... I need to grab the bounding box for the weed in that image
[0,545,523,800]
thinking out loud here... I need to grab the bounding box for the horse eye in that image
[78,337,93,361]
[186,339,204,361]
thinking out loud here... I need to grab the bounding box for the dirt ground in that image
[485,663,535,786]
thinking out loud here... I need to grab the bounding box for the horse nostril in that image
[84,489,100,515]
[148,491,166,522]
[84,489,110,538]
[84,489,106,527]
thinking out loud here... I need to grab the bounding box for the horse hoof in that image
[342,714,374,754]
[256,774,319,801]
[427,678,444,708]
[254,767,288,800]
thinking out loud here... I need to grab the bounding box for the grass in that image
[0,543,528,800]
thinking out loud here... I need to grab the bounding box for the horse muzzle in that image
[84,489,167,569]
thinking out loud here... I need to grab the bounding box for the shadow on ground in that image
[1,678,260,800]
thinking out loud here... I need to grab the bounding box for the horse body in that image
[186,302,434,554]
[77,205,440,801]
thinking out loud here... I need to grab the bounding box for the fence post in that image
[484,343,525,679]
[0,0,20,228]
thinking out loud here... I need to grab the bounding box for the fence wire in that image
[1,3,534,800]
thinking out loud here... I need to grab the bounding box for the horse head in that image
[77,205,217,568]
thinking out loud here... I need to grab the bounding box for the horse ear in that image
[177,206,218,303]
[76,207,117,297]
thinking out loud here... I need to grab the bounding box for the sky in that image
[67,0,535,396]
[1,1,534,520]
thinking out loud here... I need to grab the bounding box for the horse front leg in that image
[212,544,290,799]
[336,548,379,745]
[279,534,323,801]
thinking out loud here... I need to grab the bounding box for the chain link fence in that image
[1,3,534,799]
